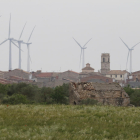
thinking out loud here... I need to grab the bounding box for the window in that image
[108,58,109,62]
[111,75,112,77]
[103,58,105,62]
[115,75,117,78]
[120,75,122,78]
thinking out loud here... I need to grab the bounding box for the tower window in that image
[103,58,105,62]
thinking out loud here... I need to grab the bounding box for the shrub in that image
[124,84,135,96]
[51,85,68,104]
[2,93,28,104]
[130,89,140,106]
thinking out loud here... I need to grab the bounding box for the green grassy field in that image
[0,105,140,140]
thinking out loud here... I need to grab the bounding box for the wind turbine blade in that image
[9,14,11,38]
[11,41,24,52]
[27,26,36,43]
[73,37,82,48]
[79,49,82,68]
[120,37,130,50]
[0,39,8,45]
[19,22,27,40]
[126,51,130,70]
[83,38,92,48]
[132,42,140,49]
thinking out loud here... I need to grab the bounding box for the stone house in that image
[69,82,130,106]
[80,75,113,83]
[31,70,60,82]
[55,70,79,87]
[9,76,33,83]
[58,70,79,81]
[106,70,128,86]
[126,71,140,88]
[30,70,79,88]
[0,78,14,84]
[4,69,30,80]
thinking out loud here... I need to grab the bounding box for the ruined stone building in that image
[69,82,130,106]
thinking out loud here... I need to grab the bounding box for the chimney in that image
[36,70,41,74]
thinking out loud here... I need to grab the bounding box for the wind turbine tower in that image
[0,14,20,70]
[73,38,92,69]
[14,23,26,69]
[120,38,140,74]
[23,26,36,72]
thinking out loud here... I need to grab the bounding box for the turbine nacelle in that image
[73,37,92,69]
[8,38,14,40]
[82,47,87,49]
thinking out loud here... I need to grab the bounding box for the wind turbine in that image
[73,38,92,69]
[14,23,26,69]
[0,14,20,70]
[120,38,140,74]
[23,26,36,72]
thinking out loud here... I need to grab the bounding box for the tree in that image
[51,85,68,104]
[41,87,54,103]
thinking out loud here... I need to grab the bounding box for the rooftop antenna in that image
[73,37,92,69]
[0,14,21,70]
[120,37,140,74]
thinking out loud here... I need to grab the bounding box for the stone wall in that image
[69,82,130,106]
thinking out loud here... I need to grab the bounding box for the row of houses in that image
[0,62,140,88]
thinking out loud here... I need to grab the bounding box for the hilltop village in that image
[0,53,139,88]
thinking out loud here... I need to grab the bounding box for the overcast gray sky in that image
[0,0,140,73]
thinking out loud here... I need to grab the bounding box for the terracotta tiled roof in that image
[106,70,128,75]
[132,71,140,75]
[0,78,13,84]
[9,76,23,80]
[79,72,100,75]
[64,70,79,74]
[35,73,53,78]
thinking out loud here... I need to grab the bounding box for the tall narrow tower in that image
[101,53,110,75]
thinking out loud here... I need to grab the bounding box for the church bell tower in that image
[101,53,110,75]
